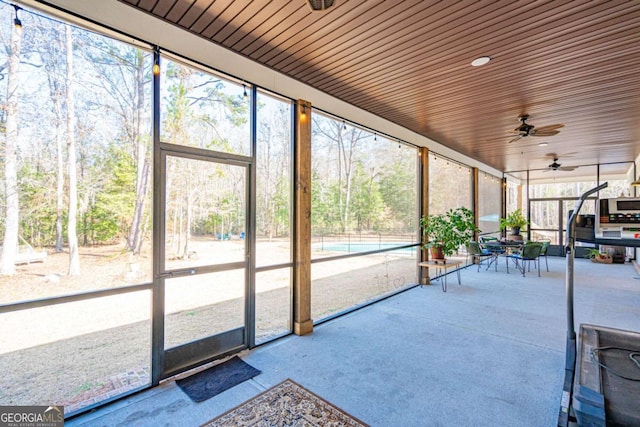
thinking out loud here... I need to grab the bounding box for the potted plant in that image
[499,209,528,238]
[420,207,479,261]
[584,248,613,264]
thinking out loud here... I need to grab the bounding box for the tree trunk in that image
[55,106,64,252]
[41,26,66,252]
[66,25,80,276]
[127,52,150,255]
[182,189,192,259]
[0,22,23,276]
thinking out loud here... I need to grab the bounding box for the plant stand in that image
[419,260,462,292]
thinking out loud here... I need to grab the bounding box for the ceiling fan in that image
[507,115,564,144]
[545,157,577,172]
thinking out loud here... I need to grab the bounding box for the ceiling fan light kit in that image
[546,157,576,172]
[507,114,564,144]
[515,115,535,135]
[306,0,335,11]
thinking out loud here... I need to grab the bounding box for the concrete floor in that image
[67,256,640,426]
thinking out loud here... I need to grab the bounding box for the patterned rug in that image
[201,379,369,427]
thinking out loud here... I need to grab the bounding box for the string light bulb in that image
[342,120,347,130]
[12,4,22,29]
[152,47,160,76]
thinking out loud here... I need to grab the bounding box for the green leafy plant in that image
[584,248,613,263]
[420,207,479,258]
[584,248,600,259]
[499,209,528,233]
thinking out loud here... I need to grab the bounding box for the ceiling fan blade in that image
[535,123,564,131]
[543,152,577,159]
[545,165,578,172]
[531,129,560,137]
[482,135,515,143]
[507,135,522,144]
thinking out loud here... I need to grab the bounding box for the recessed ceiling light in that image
[471,56,491,67]
[538,142,548,147]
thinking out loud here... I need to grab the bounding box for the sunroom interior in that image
[1,1,639,425]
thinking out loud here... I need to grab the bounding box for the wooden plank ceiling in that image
[119,0,640,179]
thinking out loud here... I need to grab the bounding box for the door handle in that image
[157,268,196,279]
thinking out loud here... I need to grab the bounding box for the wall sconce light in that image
[243,84,248,100]
[300,104,307,121]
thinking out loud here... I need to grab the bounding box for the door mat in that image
[176,356,261,402]
[201,379,369,426]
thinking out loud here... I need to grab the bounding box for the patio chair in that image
[506,242,542,277]
[466,241,497,272]
[538,240,550,271]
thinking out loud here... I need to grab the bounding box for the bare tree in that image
[127,51,151,254]
[86,44,152,254]
[38,25,66,252]
[0,20,23,276]
[66,25,80,276]
[314,119,368,232]
[256,100,291,240]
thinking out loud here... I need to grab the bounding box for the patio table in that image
[482,241,524,270]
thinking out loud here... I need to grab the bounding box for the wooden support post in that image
[473,167,479,241]
[420,147,430,285]
[293,99,313,335]
[501,176,507,238]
